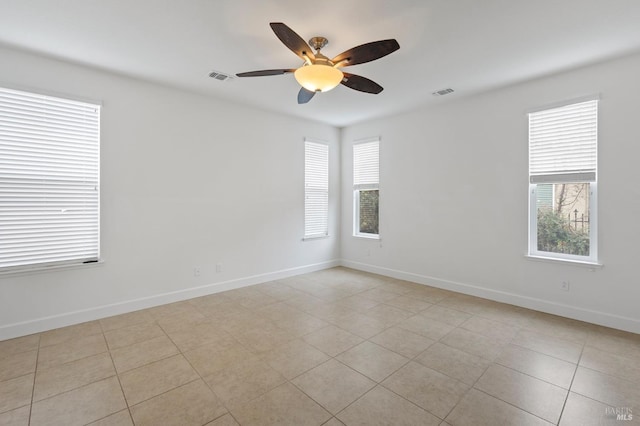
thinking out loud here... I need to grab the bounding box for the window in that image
[353,139,379,237]
[304,139,329,238]
[528,99,598,262]
[0,87,100,271]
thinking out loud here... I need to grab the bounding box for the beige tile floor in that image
[1,267,639,425]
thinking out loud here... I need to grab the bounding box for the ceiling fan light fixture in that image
[236,23,400,103]
[294,64,344,92]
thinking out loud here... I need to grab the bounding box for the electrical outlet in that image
[216,263,222,273]
[193,267,201,277]
[561,280,570,291]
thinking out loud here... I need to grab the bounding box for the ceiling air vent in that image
[208,71,233,82]
[432,88,454,96]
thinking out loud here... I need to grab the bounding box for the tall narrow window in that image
[353,139,379,237]
[528,99,598,262]
[304,139,329,238]
[0,87,100,271]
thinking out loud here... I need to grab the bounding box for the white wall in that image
[341,52,640,333]
[0,46,340,340]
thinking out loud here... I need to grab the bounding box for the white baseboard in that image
[341,259,640,334]
[4,258,638,341]
[0,259,340,341]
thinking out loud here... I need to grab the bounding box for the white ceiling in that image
[1,0,640,127]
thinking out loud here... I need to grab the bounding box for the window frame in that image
[353,138,380,239]
[527,98,599,264]
[0,86,101,273]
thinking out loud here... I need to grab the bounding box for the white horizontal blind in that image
[304,140,329,238]
[0,87,100,270]
[529,99,597,183]
[353,140,379,190]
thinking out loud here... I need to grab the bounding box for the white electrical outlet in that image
[193,267,201,277]
[216,263,222,273]
[561,280,570,291]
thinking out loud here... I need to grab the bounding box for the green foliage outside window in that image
[537,209,589,256]
[359,190,379,234]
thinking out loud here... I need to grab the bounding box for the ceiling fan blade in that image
[236,69,296,77]
[298,88,316,104]
[332,39,400,67]
[270,22,315,62]
[341,73,383,94]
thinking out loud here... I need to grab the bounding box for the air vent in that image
[208,71,233,82]
[432,88,454,96]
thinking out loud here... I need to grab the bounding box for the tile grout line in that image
[176,326,234,417]
[115,332,205,416]
[471,387,558,425]
[562,362,640,411]
[159,314,247,424]
[459,321,575,425]
[26,349,117,407]
[103,328,136,426]
[286,362,342,420]
[438,315,522,423]
[342,305,485,422]
[206,283,363,421]
[437,318,502,422]
[556,340,586,425]
[193,277,421,422]
[317,300,446,421]
[492,360,575,390]
[27,333,41,426]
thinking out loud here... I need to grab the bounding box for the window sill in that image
[353,234,380,240]
[0,259,104,277]
[525,255,603,269]
[303,235,330,241]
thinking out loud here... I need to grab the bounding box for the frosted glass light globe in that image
[294,64,344,92]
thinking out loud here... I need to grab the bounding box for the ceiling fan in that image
[236,22,400,104]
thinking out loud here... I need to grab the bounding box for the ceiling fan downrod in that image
[308,37,329,53]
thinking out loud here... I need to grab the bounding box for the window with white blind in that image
[353,139,379,237]
[304,140,329,239]
[528,99,598,262]
[0,87,100,271]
